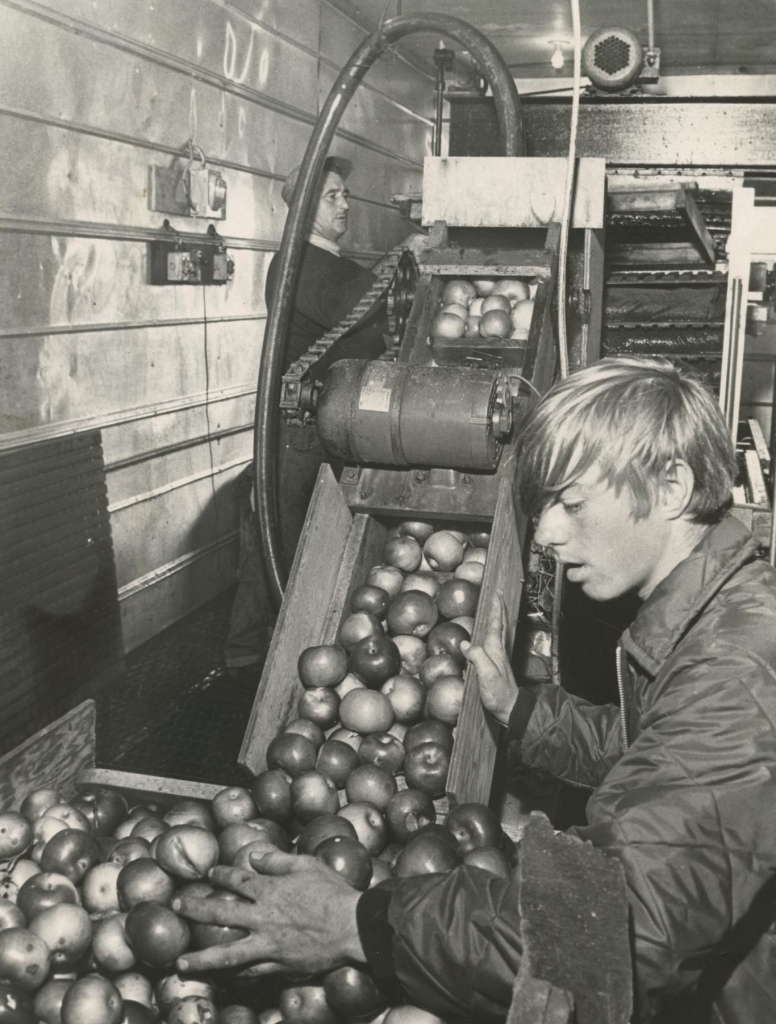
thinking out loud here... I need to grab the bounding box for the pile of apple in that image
[0,526,512,1024]
[430,277,535,343]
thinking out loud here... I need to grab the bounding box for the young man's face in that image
[311,171,350,243]
[533,464,673,602]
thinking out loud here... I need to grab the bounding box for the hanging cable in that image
[551,0,583,687]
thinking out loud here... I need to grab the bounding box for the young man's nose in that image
[533,503,568,550]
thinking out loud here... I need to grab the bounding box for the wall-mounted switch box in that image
[149,232,234,286]
[148,165,227,220]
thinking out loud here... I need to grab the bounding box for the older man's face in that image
[311,171,350,243]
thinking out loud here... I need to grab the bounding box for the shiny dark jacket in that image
[358,517,776,1023]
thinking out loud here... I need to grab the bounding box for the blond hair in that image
[517,357,737,523]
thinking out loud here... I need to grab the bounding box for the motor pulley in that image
[313,359,512,472]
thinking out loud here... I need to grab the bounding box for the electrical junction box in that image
[148,164,227,220]
[149,230,234,286]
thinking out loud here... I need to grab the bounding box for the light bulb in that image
[551,43,565,70]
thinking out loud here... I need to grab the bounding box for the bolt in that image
[414,470,428,482]
[462,475,472,485]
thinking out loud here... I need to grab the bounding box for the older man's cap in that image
[281,156,352,207]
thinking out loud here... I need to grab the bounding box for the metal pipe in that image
[646,0,656,51]
[769,467,776,569]
[434,57,445,156]
[724,277,744,438]
[255,14,525,605]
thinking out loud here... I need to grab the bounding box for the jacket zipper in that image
[616,645,629,751]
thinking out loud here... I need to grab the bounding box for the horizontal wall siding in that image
[0,0,431,651]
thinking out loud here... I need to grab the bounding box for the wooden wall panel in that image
[0,0,430,653]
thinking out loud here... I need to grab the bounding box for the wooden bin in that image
[239,463,524,809]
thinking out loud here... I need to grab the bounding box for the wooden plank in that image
[0,700,95,812]
[447,478,522,806]
[238,465,354,776]
[731,505,772,546]
[508,977,574,1024]
[421,157,606,230]
[320,515,388,644]
[76,768,224,805]
[419,249,551,279]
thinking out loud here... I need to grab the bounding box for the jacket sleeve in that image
[357,866,523,1023]
[569,637,776,1022]
[508,682,625,789]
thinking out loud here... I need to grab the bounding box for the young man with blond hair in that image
[180,358,776,1024]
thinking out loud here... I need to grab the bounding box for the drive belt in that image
[280,246,407,418]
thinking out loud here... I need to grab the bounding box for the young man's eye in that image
[562,501,584,515]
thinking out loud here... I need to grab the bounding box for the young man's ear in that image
[660,459,695,519]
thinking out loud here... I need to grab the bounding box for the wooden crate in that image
[239,464,523,809]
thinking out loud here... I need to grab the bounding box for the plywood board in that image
[447,478,523,806]
[0,701,96,811]
[239,465,354,775]
[76,768,224,806]
[422,158,606,230]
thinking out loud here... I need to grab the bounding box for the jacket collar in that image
[621,515,759,676]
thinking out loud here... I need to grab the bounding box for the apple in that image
[384,1005,448,1023]
[403,742,451,798]
[43,805,90,834]
[392,635,427,676]
[426,622,470,666]
[0,899,24,931]
[369,858,393,887]
[279,984,338,1024]
[30,904,92,969]
[61,976,123,1024]
[455,560,484,585]
[19,791,61,824]
[80,862,122,917]
[464,846,511,878]
[0,860,39,904]
[345,766,396,811]
[167,996,218,1023]
[316,740,359,788]
[426,676,465,726]
[349,636,402,689]
[314,837,372,890]
[125,902,190,968]
[155,974,217,1014]
[34,977,73,1024]
[120,1000,156,1023]
[451,615,475,634]
[154,827,219,881]
[400,572,439,599]
[423,532,464,572]
[334,673,366,700]
[298,688,341,729]
[493,277,530,302]
[290,772,339,824]
[39,829,100,884]
[16,873,78,922]
[441,279,476,306]
[190,889,250,950]
[323,965,386,1020]
[130,818,168,844]
[340,613,383,651]
[444,803,502,855]
[92,913,136,972]
[250,771,292,824]
[436,579,480,620]
[394,832,463,878]
[113,973,154,1013]
[30,817,69,863]
[117,859,175,910]
[326,728,362,753]
[337,803,387,856]
[381,675,425,725]
[0,815,32,861]
[297,645,348,688]
[366,565,403,598]
[384,790,436,844]
[385,592,438,639]
[404,720,454,754]
[357,733,405,775]
[0,928,51,991]
[399,520,435,543]
[284,719,325,750]
[339,691,394,735]
[296,815,357,856]
[383,537,422,573]
[218,821,291,864]
[350,585,390,617]
[108,839,152,868]
[163,801,216,832]
[71,791,128,837]
[212,788,258,829]
[419,653,463,687]
[266,734,317,779]
[256,1009,284,1024]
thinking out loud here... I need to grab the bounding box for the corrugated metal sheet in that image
[0,431,123,755]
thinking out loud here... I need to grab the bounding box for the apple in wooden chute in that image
[441,302,469,320]
[471,277,496,296]
[383,535,423,573]
[481,294,511,315]
[493,277,530,302]
[511,298,535,332]
[479,309,512,339]
[430,310,466,339]
[423,531,464,572]
[440,278,476,306]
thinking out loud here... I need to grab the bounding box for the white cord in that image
[556,0,582,381]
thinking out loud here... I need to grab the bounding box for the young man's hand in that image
[172,850,365,977]
[461,591,519,728]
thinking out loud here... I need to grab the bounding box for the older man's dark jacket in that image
[358,516,776,1023]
